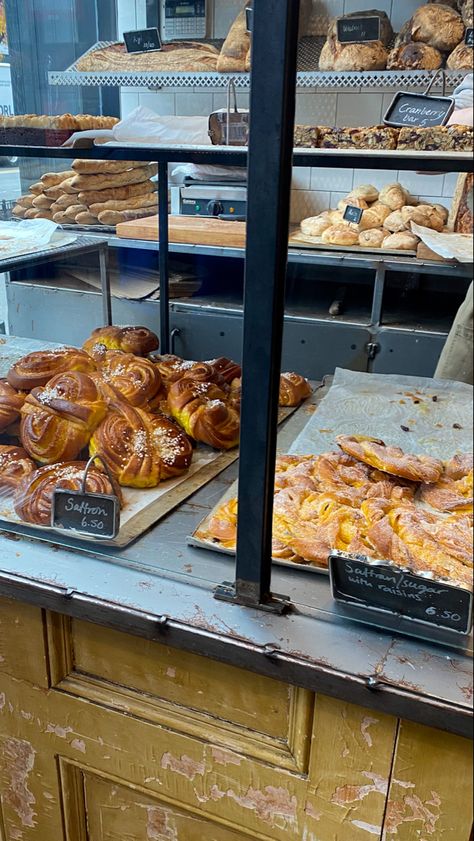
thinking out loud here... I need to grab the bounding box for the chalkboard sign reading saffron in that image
[384,92,454,129]
[52,490,120,540]
[337,16,381,43]
[329,552,473,635]
[124,27,162,54]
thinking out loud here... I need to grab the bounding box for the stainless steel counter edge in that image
[0,532,471,739]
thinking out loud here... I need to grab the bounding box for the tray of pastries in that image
[0,114,118,147]
[294,123,473,152]
[0,331,311,546]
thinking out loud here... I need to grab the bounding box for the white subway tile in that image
[213,0,243,39]
[344,0,391,15]
[292,167,312,189]
[116,0,136,35]
[336,93,384,127]
[443,172,461,197]
[175,92,213,116]
[290,190,331,223]
[120,91,140,118]
[330,191,349,209]
[295,93,337,125]
[390,0,420,31]
[418,195,453,209]
[135,0,147,29]
[139,91,176,115]
[352,168,399,189]
[400,172,445,197]
[310,166,354,192]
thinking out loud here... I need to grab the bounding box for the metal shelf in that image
[48,38,469,91]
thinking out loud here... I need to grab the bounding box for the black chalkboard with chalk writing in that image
[384,92,454,128]
[337,16,381,43]
[124,27,162,53]
[329,552,472,635]
[52,490,120,540]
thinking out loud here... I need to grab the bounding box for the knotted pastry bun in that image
[279,373,312,407]
[14,461,122,526]
[421,454,473,513]
[90,403,192,488]
[0,446,36,491]
[20,371,107,465]
[0,379,26,432]
[99,350,163,409]
[83,325,159,360]
[167,379,240,450]
[336,434,443,483]
[7,347,96,391]
[208,357,242,385]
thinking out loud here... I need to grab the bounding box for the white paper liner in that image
[411,222,474,264]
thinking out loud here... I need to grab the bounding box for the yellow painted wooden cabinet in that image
[0,596,472,840]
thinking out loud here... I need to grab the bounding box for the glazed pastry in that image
[359,229,385,249]
[167,379,240,450]
[14,461,122,526]
[7,347,96,391]
[336,434,443,483]
[20,372,107,465]
[378,183,408,212]
[421,454,473,513]
[0,379,26,432]
[279,373,312,407]
[208,357,242,386]
[99,350,162,409]
[347,185,379,203]
[90,402,193,488]
[387,43,443,70]
[300,214,332,237]
[83,326,159,359]
[400,204,445,232]
[447,42,474,69]
[321,225,359,246]
[0,445,36,491]
[382,232,420,251]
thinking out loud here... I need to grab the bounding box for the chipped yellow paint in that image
[0,598,48,688]
[383,720,473,840]
[0,603,472,841]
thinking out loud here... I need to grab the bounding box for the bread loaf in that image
[29,182,44,196]
[16,195,35,209]
[77,41,218,72]
[98,208,156,225]
[69,164,157,193]
[347,185,379,203]
[321,225,359,246]
[379,183,408,211]
[12,205,26,218]
[24,208,41,219]
[53,193,83,209]
[40,170,75,187]
[409,4,465,52]
[383,232,420,251]
[458,0,473,25]
[300,214,332,236]
[383,211,408,233]
[77,180,157,205]
[448,173,473,233]
[338,197,369,212]
[75,212,99,226]
[72,159,148,174]
[64,204,88,220]
[32,195,54,209]
[319,39,388,71]
[89,193,158,215]
[387,43,443,69]
[58,177,79,195]
[447,42,474,68]
[217,8,249,73]
[52,211,74,224]
[359,229,385,248]
[401,204,445,231]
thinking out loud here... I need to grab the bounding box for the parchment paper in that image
[289,368,473,459]
[411,222,474,264]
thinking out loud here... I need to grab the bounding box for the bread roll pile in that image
[300,182,450,252]
[389,3,472,70]
[12,160,158,227]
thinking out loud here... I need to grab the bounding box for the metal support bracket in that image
[214,581,291,615]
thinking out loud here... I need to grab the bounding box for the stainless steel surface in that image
[48,38,469,91]
[0,235,109,274]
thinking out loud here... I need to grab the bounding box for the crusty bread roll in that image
[75,212,98,226]
[433,204,449,224]
[387,43,443,70]
[383,210,408,233]
[383,232,420,251]
[64,204,88,220]
[16,195,35,209]
[216,9,250,73]
[40,170,75,188]
[347,184,379,203]
[53,193,82,209]
[322,225,359,246]
[77,181,157,206]
[300,214,332,237]
[52,211,74,224]
[401,204,445,232]
[359,229,385,249]
[458,0,473,26]
[368,203,391,225]
[338,197,369,212]
[328,210,348,225]
[72,159,147,174]
[69,164,157,193]
[359,208,386,231]
[409,4,465,52]
[24,208,41,219]
[319,40,388,71]
[89,193,158,215]
[98,208,156,225]
[32,194,54,209]
[447,42,474,69]
[378,183,408,211]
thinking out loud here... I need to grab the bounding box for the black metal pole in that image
[158,161,170,354]
[216,0,300,610]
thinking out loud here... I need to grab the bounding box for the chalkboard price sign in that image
[337,16,381,44]
[384,92,454,128]
[124,27,162,54]
[343,204,364,224]
[245,5,253,32]
[466,27,474,47]
[52,490,120,540]
[329,552,473,635]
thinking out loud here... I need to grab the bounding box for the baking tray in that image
[289,230,417,257]
[189,369,473,577]
[0,127,76,147]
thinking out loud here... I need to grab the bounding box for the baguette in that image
[12,205,27,218]
[98,207,157,225]
[33,210,54,220]
[89,193,158,214]
[41,170,75,187]
[52,211,73,224]
[56,177,78,195]
[72,159,147,174]
[24,208,42,218]
[32,194,55,209]
[69,164,157,193]
[29,182,44,196]
[64,204,88,219]
[53,193,82,209]
[75,211,99,225]
[77,180,157,205]
[16,195,35,209]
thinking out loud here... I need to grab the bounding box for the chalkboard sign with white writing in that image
[246,6,253,32]
[329,552,473,635]
[124,27,162,54]
[343,204,364,224]
[52,490,120,540]
[337,16,381,43]
[384,92,454,129]
[466,27,474,47]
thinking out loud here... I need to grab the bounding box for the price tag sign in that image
[52,490,120,540]
[245,5,253,33]
[384,91,454,128]
[337,16,381,44]
[124,27,162,54]
[329,552,473,636]
[343,204,364,224]
[466,27,474,47]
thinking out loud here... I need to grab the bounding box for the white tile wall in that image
[116,0,460,223]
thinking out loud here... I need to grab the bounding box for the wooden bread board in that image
[116,214,246,248]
